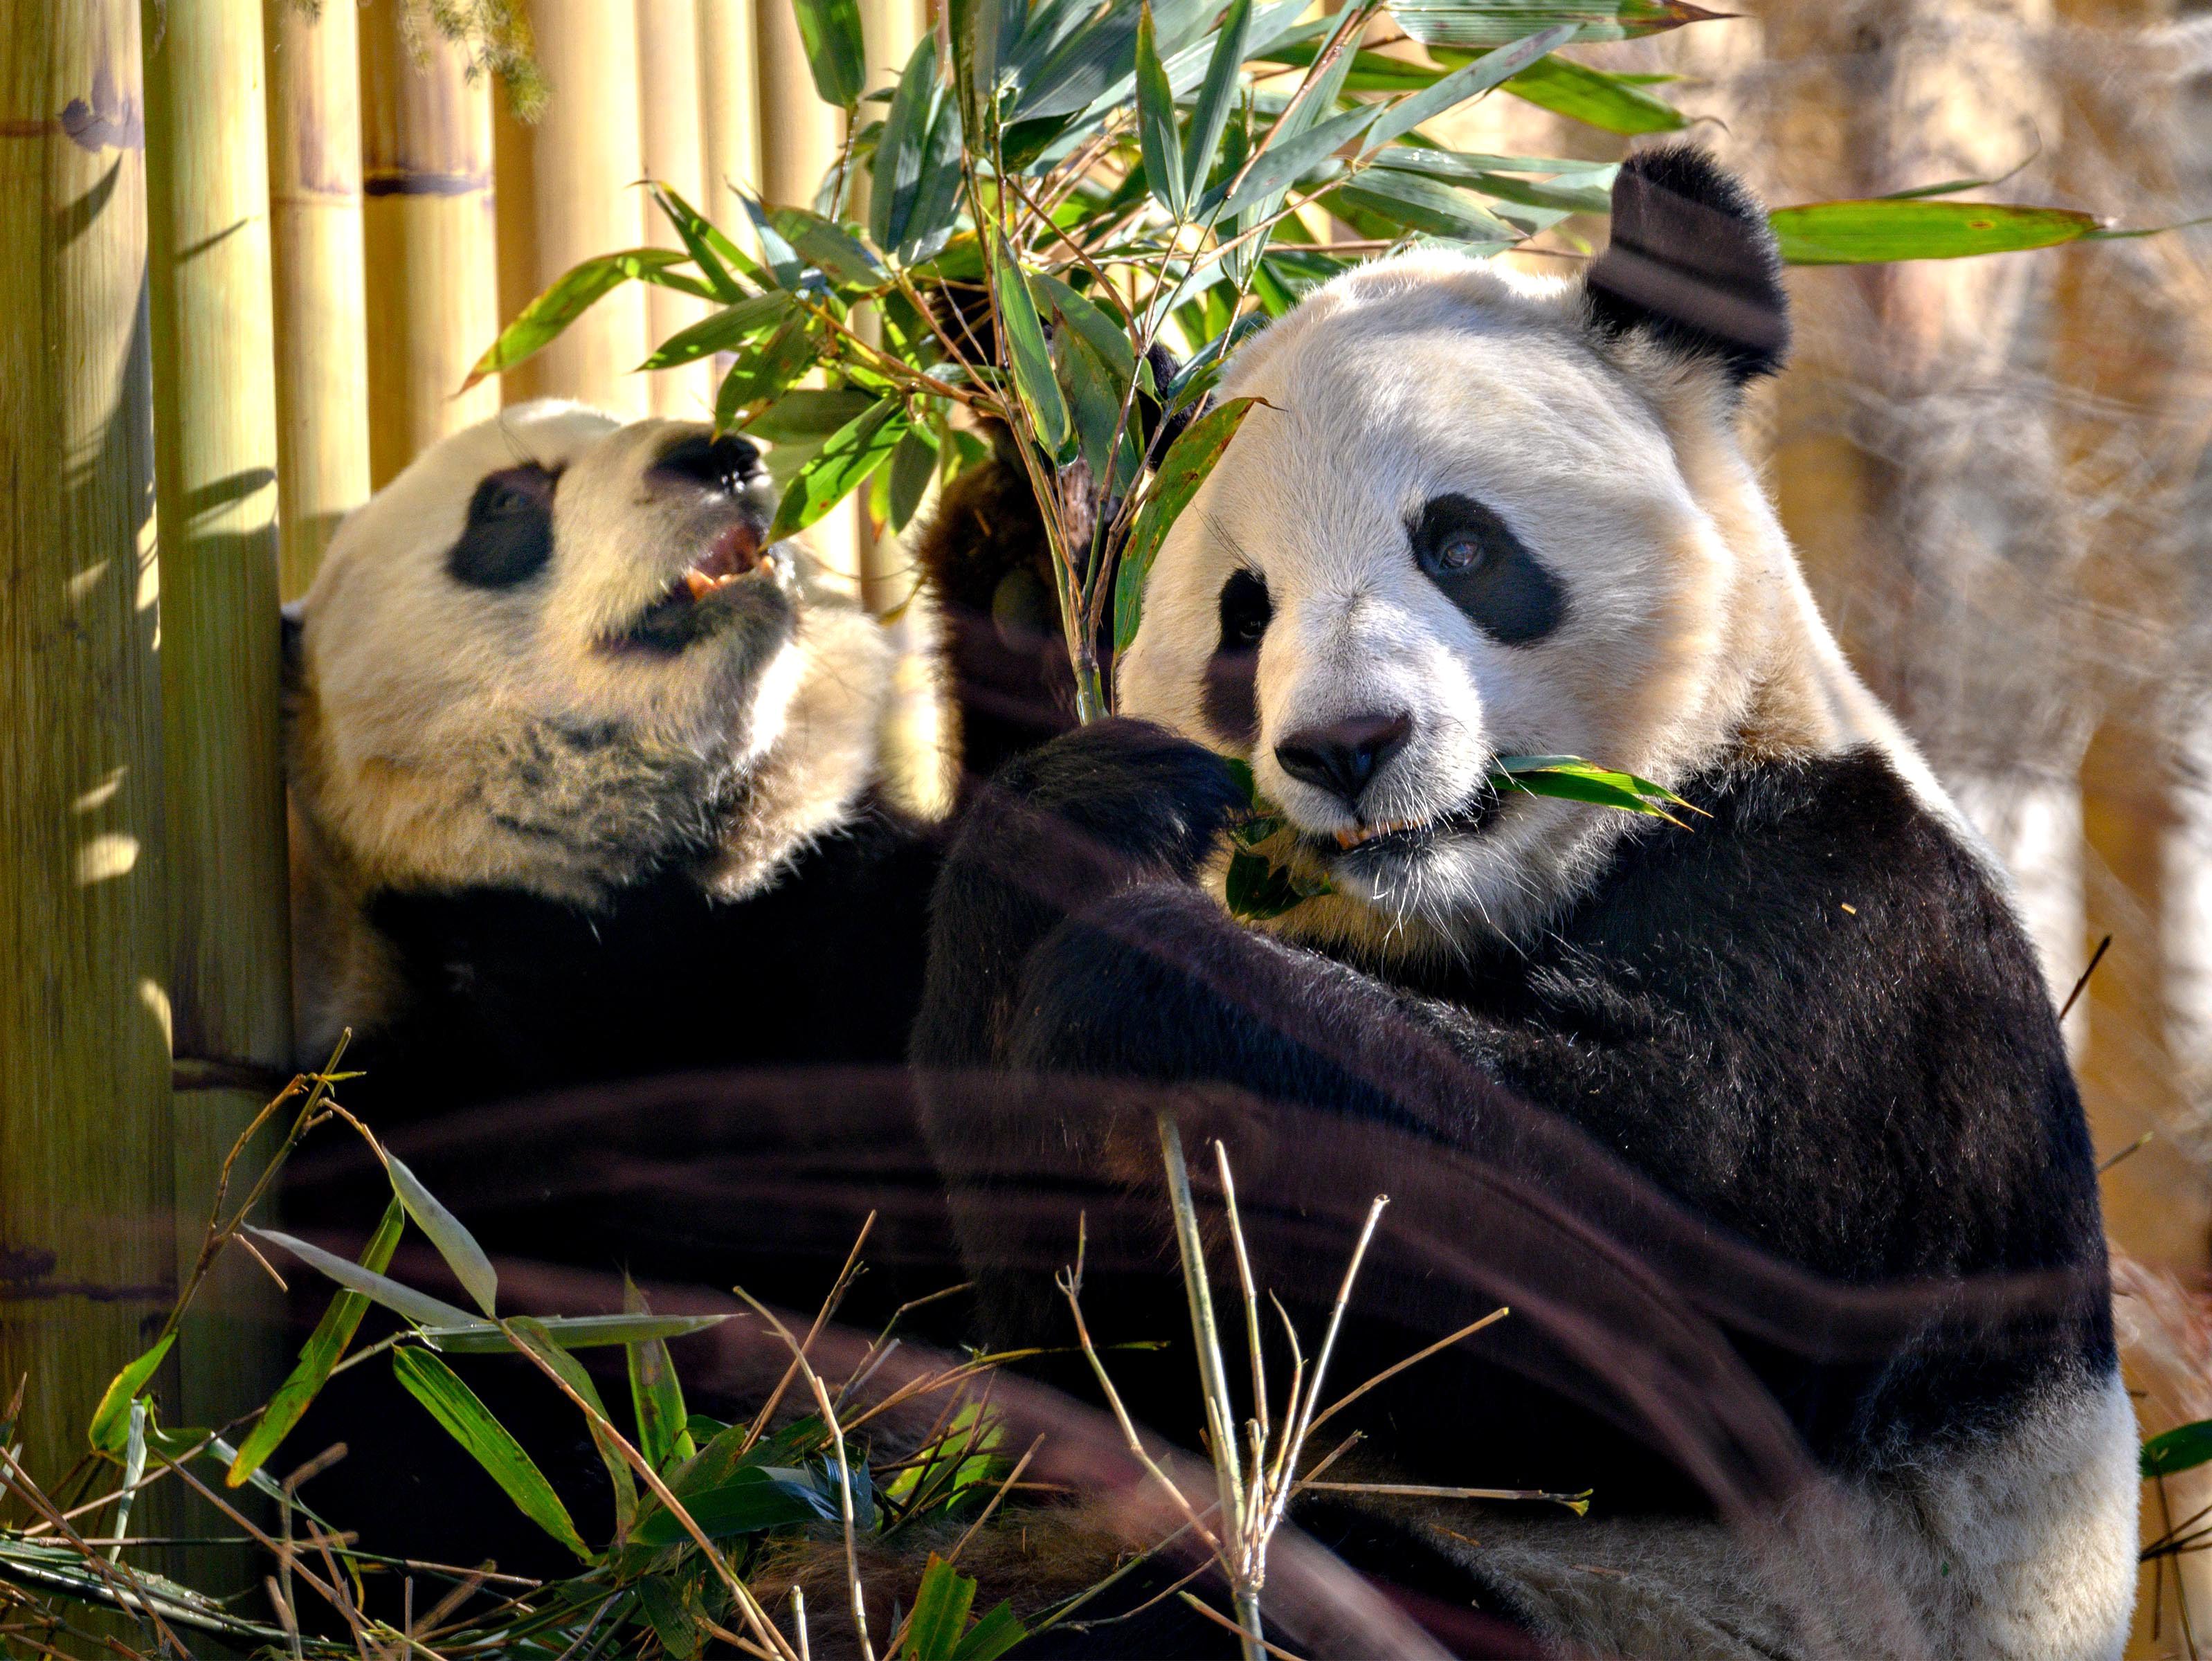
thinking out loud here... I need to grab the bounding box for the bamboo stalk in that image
[499,0,649,414]
[264,0,372,599]
[359,0,502,486]
[140,0,293,1512]
[698,0,762,228]
[638,0,714,419]
[0,0,178,1493]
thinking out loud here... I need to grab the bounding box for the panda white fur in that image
[285,399,941,1114]
[914,149,2136,1658]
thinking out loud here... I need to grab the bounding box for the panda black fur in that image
[915,149,2135,1659]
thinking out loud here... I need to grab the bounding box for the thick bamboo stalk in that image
[500,0,649,414]
[699,0,761,228]
[359,0,501,486]
[0,0,177,1488]
[264,0,372,598]
[638,0,714,419]
[140,0,293,1467]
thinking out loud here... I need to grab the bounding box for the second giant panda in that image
[914,149,2137,1658]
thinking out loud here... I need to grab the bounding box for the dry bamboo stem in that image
[638,0,715,419]
[140,0,294,1498]
[0,0,178,1493]
[263,0,372,598]
[500,0,649,414]
[359,0,501,486]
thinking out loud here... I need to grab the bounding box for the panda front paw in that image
[980,716,1245,886]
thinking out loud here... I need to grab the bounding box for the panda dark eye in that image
[1408,493,1566,646]
[449,465,558,590]
[1218,568,1272,647]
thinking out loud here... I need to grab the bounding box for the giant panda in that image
[912,148,2138,1659]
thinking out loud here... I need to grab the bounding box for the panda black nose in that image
[1274,712,1413,809]
[652,431,763,494]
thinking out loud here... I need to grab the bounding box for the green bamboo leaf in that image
[1372,149,1616,211]
[253,1226,480,1329]
[771,206,888,287]
[507,1316,636,1545]
[227,1199,405,1487]
[769,397,913,541]
[1388,0,1724,48]
[1136,5,1186,219]
[1032,272,1137,379]
[950,1602,1029,1661]
[990,232,1071,458]
[1368,25,1575,145]
[1210,104,1379,221]
[416,1311,735,1354]
[741,194,806,289]
[385,1152,496,1317]
[872,37,940,249]
[889,424,941,532]
[636,1575,707,1661]
[650,180,770,293]
[1225,849,1307,920]
[1502,53,1686,133]
[464,249,697,390]
[1330,169,1518,244]
[1183,0,1252,200]
[1490,754,1691,824]
[905,1554,979,1660]
[1769,199,2101,265]
[642,291,793,371]
[632,1466,836,1545]
[1016,0,1213,120]
[793,0,868,107]
[624,1280,695,1474]
[901,72,968,263]
[750,386,882,442]
[717,313,820,432]
[1114,394,1264,652]
[88,1334,174,1455]
[392,1347,592,1561]
[2143,1419,2212,1479]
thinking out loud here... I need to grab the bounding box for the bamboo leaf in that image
[873,37,941,249]
[889,423,941,532]
[1769,199,2101,265]
[905,1554,977,1660]
[771,206,889,288]
[1033,272,1136,379]
[1184,0,1253,200]
[750,386,882,442]
[1502,53,1686,133]
[420,1311,734,1353]
[793,0,869,107]
[227,1199,406,1487]
[950,1602,1030,1661]
[88,1334,174,1455]
[1490,754,1692,824]
[624,1280,695,1474]
[464,250,696,390]
[991,232,1071,458]
[901,73,968,263]
[631,1465,837,1545]
[507,1316,636,1545]
[717,313,821,431]
[1136,4,1186,219]
[651,180,770,292]
[1115,395,1264,652]
[1209,104,1379,220]
[250,1226,480,1330]
[1389,0,1725,49]
[643,291,793,370]
[392,1347,593,1561]
[385,1153,496,1317]
[2143,1419,2212,1479]
[1330,170,1518,244]
[1366,24,1576,145]
[769,397,914,541]
[741,194,807,289]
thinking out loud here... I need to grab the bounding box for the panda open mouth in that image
[1318,784,1505,858]
[614,520,784,653]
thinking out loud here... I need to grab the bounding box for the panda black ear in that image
[1583,145,1789,388]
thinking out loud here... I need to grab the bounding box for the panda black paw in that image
[980,716,1246,884]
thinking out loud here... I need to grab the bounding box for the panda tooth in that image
[682,568,715,601]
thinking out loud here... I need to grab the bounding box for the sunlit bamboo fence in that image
[0,0,932,1494]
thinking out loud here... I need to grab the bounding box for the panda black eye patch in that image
[1407,493,1566,645]
[448,464,558,590]
[1201,566,1271,747]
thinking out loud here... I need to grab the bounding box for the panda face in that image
[291,401,891,906]
[1118,254,1779,952]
